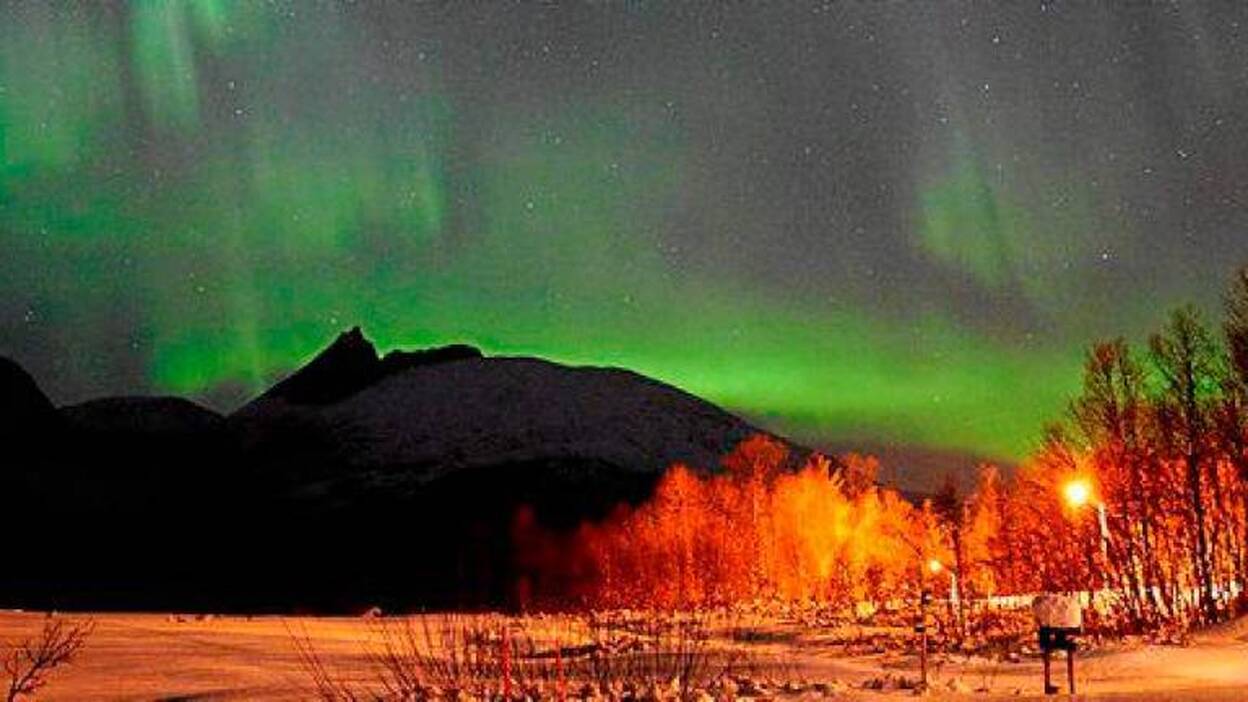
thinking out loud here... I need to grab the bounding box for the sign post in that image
[1032,593,1082,695]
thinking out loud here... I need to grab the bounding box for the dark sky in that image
[4,1,1248,465]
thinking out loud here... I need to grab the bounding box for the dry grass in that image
[291,611,758,701]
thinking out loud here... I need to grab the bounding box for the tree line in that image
[986,269,1248,629]
[513,436,933,611]
[514,268,1248,633]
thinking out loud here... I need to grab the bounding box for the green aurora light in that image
[6,2,1244,466]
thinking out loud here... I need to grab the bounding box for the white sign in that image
[1032,593,1082,629]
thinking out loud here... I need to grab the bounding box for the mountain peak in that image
[329,326,375,360]
[241,327,484,410]
[259,327,382,406]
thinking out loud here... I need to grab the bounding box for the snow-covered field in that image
[1,610,1245,700]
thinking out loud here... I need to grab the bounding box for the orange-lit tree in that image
[522,435,934,613]
[516,270,1248,633]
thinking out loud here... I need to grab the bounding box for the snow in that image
[3,610,1245,701]
[237,355,763,486]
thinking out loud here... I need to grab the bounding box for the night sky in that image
[4,2,1248,465]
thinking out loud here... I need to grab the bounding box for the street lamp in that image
[1063,479,1092,510]
[928,558,963,638]
[916,556,964,690]
[1061,478,1110,568]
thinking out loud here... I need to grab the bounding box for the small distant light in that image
[927,559,943,574]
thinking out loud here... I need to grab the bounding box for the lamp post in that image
[929,558,963,638]
[916,560,934,692]
[1063,478,1109,562]
[1063,477,1112,622]
[917,557,958,690]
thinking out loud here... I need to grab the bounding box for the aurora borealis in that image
[5,2,1248,468]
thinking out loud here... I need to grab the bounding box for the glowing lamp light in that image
[1063,479,1093,509]
[927,559,943,574]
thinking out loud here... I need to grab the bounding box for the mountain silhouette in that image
[235,345,760,489]
[63,396,226,435]
[0,329,797,612]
